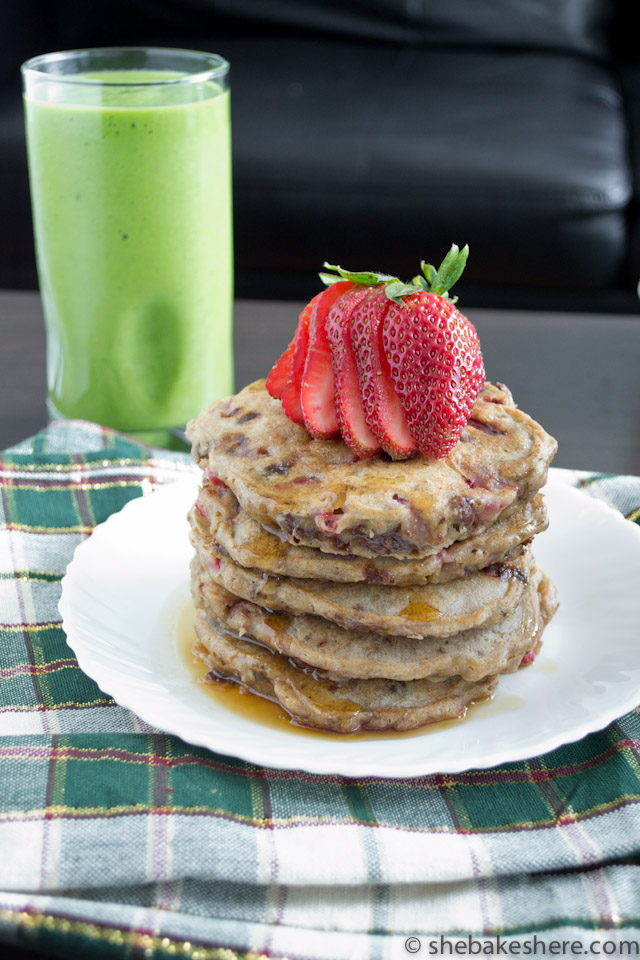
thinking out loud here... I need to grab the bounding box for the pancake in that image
[194,481,548,585]
[191,522,532,639]
[192,609,499,733]
[187,379,557,559]
[190,557,557,683]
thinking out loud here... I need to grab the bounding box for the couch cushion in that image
[618,62,640,288]
[195,0,614,59]
[223,35,630,293]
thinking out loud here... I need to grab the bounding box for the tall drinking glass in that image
[22,48,233,446]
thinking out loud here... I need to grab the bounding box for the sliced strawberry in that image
[301,280,354,439]
[272,245,482,461]
[382,290,485,459]
[350,286,416,459]
[326,287,381,458]
[279,295,321,424]
[265,336,295,399]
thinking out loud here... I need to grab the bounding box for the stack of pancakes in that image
[186,379,558,733]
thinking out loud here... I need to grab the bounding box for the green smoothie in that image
[24,68,233,434]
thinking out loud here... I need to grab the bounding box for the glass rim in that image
[21,46,229,86]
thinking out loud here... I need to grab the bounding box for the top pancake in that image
[187,379,557,559]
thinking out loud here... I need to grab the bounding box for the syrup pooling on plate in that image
[175,595,495,741]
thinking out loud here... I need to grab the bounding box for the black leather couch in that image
[2,0,639,313]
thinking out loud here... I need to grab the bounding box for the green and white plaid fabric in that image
[1,421,639,960]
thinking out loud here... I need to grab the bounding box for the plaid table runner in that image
[1,421,639,960]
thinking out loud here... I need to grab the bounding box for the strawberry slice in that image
[265,336,295,399]
[301,280,353,439]
[279,295,320,425]
[326,287,381,458]
[350,286,416,459]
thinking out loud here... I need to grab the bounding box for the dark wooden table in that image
[1,289,640,473]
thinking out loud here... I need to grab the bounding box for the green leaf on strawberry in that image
[384,279,424,303]
[384,244,469,304]
[428,243,469,296]
[420,261,438,286]
[320,263,399,288]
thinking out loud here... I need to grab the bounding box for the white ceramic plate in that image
[59,470,640,777]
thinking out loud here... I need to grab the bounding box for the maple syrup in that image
[173,595,510,741]
[399,599,441,621]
